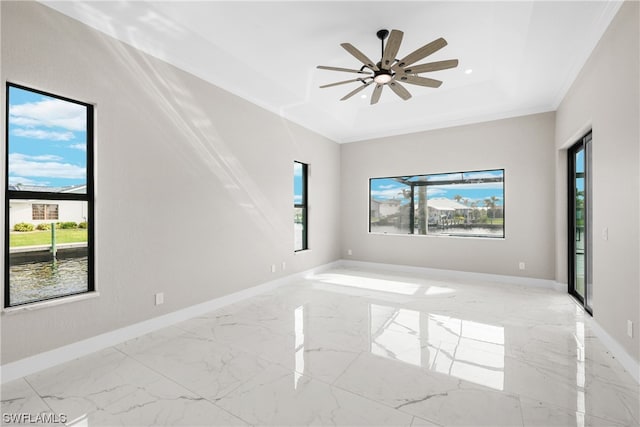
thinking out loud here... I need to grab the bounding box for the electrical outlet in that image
[602,227,609,241]
[519,262,525,270]
[628,320,633,338]
[271,264,276,273]
[282,261,286,271]
[155,292,164,306]
[348,249,353,256]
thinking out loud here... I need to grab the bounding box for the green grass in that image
[485,217,505,225]
[10,229,88,247]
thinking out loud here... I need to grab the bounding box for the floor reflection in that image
[294,305,305,388]
[313,273,423,295]
[576,317,586,424]
[369,304,505,390]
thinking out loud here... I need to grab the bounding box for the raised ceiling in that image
[41,1,622,143]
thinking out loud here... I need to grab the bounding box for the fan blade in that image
[370,84,383,105]
[341,43,379,71]
[320,78,365,89]
[388,80,412,100]
[396,75,442,88]
[403,59,459,74]
[392,37,447,71]
[340,81,373,100]
[317,65,371,75]
[381,29,403,69]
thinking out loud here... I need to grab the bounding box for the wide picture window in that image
[369,169,504,238]
[5,83,94,307]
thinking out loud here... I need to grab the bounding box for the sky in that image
[575,148,585,193]
[294,162,304,204]
[370,170,504,206]
[8,86,88,190]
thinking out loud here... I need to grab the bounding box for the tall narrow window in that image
[294,161,308,251]
[5,83,94,307]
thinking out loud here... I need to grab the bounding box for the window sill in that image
[2,291,100,315]
[368,232,505,240]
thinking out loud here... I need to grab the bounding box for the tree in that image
[453,194,463,203]
[484,196,499,224]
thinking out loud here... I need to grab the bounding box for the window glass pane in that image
[294,207,306,251]
[9,199,89,305]
[427,170,503,237]
[32,203,59,220]
[32,204,45,220]
[46,204,59,220]
[294,162,304,205]
[8,86,88,194]
[370,178,412,234]
[370,170,504,238]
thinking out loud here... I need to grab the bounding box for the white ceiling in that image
[41,1,622,143]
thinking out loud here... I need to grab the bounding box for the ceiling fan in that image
[317,29,459,105]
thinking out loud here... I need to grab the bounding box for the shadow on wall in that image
[47,1,294,245]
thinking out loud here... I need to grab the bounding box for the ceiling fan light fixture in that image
[373,73,393,84]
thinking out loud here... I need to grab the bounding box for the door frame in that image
[568,131,592,314]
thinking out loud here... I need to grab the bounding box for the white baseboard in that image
[0,261,340,384]
[337,259,565,292]
[586,315,640,384]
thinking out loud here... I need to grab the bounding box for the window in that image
[32,204,59,220]
[5,83,94,307]
[294,161,308,251]
[369,169,504,238]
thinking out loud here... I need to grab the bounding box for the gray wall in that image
[555,1,639,362]
[1,2,341,364]
[340,112,556,279]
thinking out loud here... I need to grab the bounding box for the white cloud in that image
[427,188,447,196]
[20,154,64,161]
[12,128,75,141]
[371,187,408,200]
[9,98,86,131]
[9,153,85,179]
[69,143,87,152]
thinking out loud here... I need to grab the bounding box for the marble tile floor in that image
[2,266,638,426]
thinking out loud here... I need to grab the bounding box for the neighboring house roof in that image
[427,198,470,211]
[8,183,86,193]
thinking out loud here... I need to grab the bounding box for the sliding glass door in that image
[568,132,592,314]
